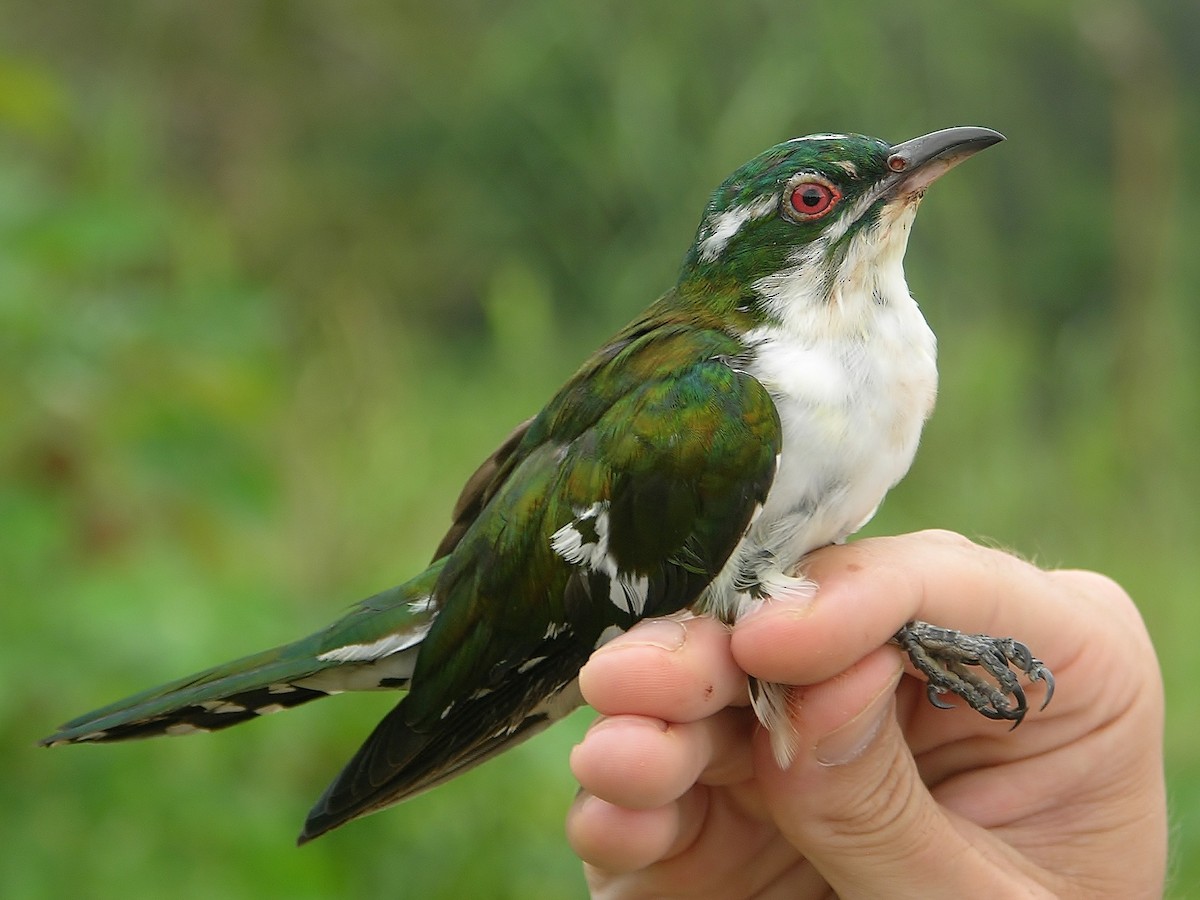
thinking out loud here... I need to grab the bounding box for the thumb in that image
[753,647,1008,898]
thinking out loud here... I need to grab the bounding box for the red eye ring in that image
[785,177,842,221]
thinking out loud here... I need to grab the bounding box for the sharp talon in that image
[927,684,955,710]
[1010,700,1028,729]
[1010,682,1028,716]
[1039,669,1056,710]
[1010,640,1033,670]
[899,620,1054,725]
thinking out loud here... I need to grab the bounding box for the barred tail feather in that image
[39,565,443,747]
[40,650,347,745]
[299,652,587,843]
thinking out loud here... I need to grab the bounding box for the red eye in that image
[788,180,841,220]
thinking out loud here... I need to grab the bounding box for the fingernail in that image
[585,715,669,736]
[814,662,903,767]
[592,617,686,653]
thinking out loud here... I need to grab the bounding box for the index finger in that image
[580,614,749,722]
[730,529,1092,695]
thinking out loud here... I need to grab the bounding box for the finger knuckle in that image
[819,745,925,854]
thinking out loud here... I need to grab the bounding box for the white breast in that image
[750,304,936,550]
[703,239,938,618]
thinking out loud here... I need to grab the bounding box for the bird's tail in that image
[298,647,587,843]
[39,563,443,747]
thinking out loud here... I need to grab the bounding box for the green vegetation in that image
[3,2,1197,896]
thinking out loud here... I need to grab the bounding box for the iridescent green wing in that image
[300,318,780,839]
[411,319,780,722]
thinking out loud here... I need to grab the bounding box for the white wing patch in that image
[316,600,434,663]
[607,573,650,615]
[551,502,652,615]
[549,501,609,568]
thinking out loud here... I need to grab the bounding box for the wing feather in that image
[301,319,781,839]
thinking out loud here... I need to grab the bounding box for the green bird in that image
[41,126,1053,844]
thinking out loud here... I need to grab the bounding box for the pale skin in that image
[566,530,1167,899]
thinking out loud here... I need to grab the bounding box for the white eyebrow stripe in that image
[698,195,778,262]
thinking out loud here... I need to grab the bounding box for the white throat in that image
[704,204,938,618]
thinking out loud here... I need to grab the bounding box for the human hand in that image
[566,530,1166,898]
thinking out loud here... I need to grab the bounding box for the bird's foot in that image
[892,620,1054,725]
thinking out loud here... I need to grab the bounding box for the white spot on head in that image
[833,160,858,176]
[698,196,778,262]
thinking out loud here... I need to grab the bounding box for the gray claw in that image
[926,684,956,709]
[1008,640,1034,670]
[1036,667,1056,709]
[893,620,1053,726]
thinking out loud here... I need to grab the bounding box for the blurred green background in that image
[3,1,1197,896]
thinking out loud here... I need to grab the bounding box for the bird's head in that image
[679,127,1003,328]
